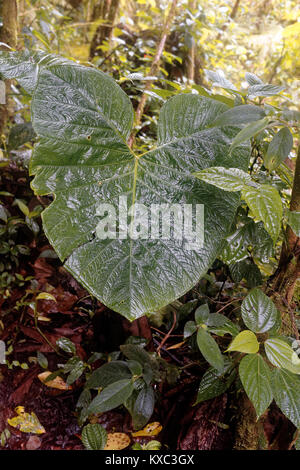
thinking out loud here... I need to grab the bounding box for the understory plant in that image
[0,49,300,446]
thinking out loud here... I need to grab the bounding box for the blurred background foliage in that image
[2,0,299,148]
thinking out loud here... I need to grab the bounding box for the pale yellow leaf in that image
[132,421,162,437]
[104,432,130,450]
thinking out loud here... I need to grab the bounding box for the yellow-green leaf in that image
[7,407,45,434]
[227,330,259,354]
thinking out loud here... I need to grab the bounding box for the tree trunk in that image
[235,142,300,449]
[269,143,300,334]
[128,0,178,147]
[90,0,120,59]
[0,0,18,136]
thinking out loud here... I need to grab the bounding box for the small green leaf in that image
[211,105,266,127]
[194,167,252,192]
[86,361,132,389]
[15,199,29,217]
[127,360,143,376]
[241,288,280,333]
[81,423,107,450]
[205,69,236,90]
[239,354,273,418]
[272,368,300,428]
[209,319,240,337]
[132,385,155,430]
[37,351,48,369]
[230,118,269,152]
[65,358,86,385]
[195,361,235,404]
[206,313,230,327]
[245,73,263,86]
[120,345,151,366]
[184,320,197,338]
[247,84,285,97]
[287,211,300,237]
[241,184,283,242]
[227,330,259,354]
[265,338,300,374]
[195,304,210,325]
[56,337,76,355]
[197,328,224,372]
[88,379,134,415]
[264,127,293,171]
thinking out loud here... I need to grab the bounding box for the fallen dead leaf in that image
[26,435,42,450]
[38,371,72,390]
[104,432,131,450]
[132,422,162,437]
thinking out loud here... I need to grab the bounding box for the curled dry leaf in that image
[131,421,162,437]
[104,432,131,450]
[38,371,72,390]
[7,406,45,434]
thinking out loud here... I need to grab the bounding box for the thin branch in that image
[128,0,178,148]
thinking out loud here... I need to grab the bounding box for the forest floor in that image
[0,163,295,450]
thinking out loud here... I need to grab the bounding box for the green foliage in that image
[77,341,178,430]
[81,423,107,451]
[0,52,253,320]
[241,288,281,333]
[239,354,273,418]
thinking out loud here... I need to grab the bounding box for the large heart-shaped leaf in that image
[27,63,250,320]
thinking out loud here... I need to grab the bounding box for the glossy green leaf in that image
[272,368,300,428]
[206,313,228,327]
[265,338,300,374]
[132,385,155,430]
[195,360,235,404]
[264,127,293,171]
[241,288,280,333]
[211,105,266,127]
[56,336,76,355]
[230,117,269,152]
[184,320,197,338]
[287,210,300,237]
[239,354,273,418]
[197,327,224,372]
[241,184,283,242]
[88,379,134,415]
[81,423,107,450]
[0,50,74,94]
[227,330,259,354]
[229,259,262,288]
[86,361,132,389]
[209,319,240,337]
[16,60,250,321]
[194,167,252,192]
[65,358,86,385]
[195,304,210,325]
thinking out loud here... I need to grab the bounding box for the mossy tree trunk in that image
[0,0,18,136]
[235,143,300,449]
[89,0,120,59]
